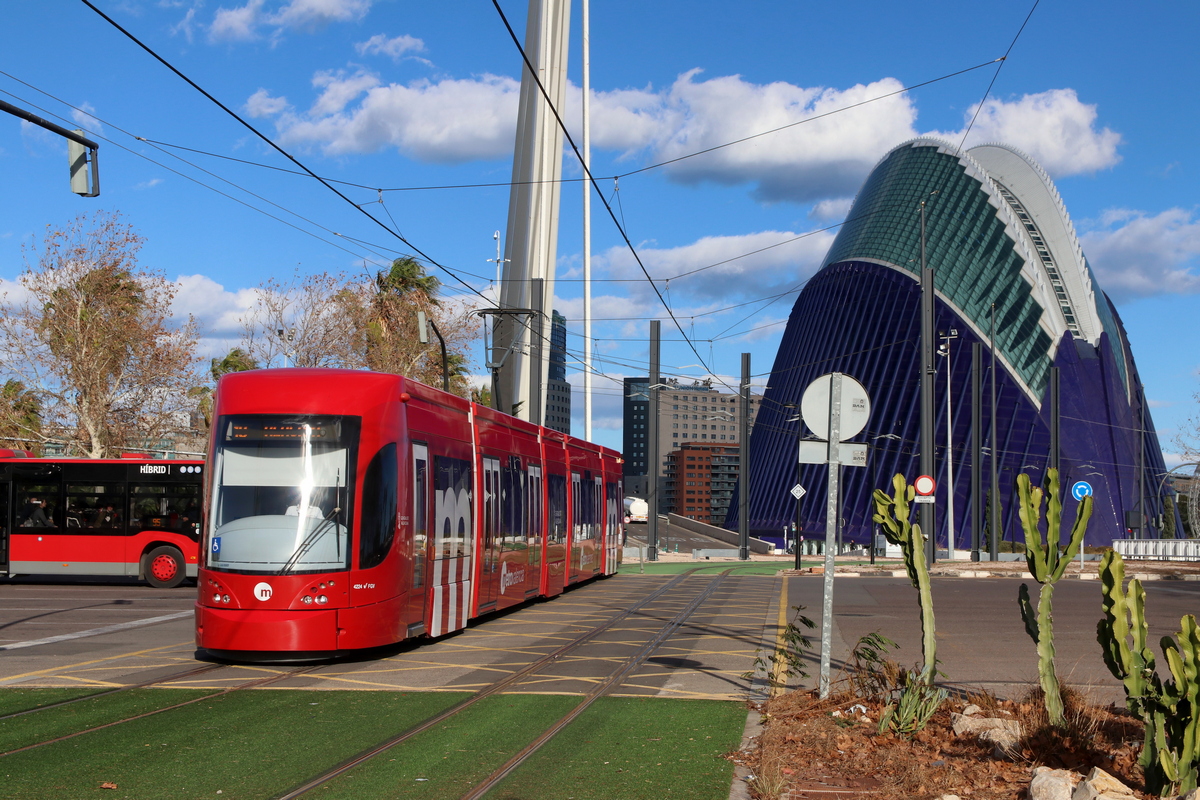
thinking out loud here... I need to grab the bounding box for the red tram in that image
[195,369,623,659]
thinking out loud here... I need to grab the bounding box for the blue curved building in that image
[730,138,1171,550]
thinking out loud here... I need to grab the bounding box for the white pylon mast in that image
[495,0,571,423]
[582,0,593,440]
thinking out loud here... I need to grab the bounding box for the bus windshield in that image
[207,415,358,575]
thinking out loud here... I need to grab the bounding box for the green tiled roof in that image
[822,141,1053,398]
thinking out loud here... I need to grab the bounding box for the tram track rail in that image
[274,569,730,800]
[0,663,227,722]
[460,570,731,800]
[0,664,321,757]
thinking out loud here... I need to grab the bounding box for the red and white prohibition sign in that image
[913,475,936,496]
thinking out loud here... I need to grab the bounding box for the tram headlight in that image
[212,593,221,603]
[222,594,230,604]
[316,595,328,605]
[302,595,313,605]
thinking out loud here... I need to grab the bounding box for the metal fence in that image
[1113,538,1200,562]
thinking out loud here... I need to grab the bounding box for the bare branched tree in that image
[0,211,201,457]
[238,260,479,398]
[239,272,366,369]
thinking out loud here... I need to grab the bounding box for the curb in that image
[778,568,1200,581]
[728,707,763,800]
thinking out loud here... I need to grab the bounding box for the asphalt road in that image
[3,571,1198,704]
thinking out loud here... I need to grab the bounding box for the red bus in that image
[0,455,204,588]
[195,369,623,659]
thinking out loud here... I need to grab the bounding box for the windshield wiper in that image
[277,505,342,576]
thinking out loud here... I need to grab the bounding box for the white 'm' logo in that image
[253,582,273,601]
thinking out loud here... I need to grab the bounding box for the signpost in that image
[798,372,870,698]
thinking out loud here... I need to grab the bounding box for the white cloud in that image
[170,7,198,42]
[355,33,424,60]
[267,0,372,29]
[248,62,1121,207]
[172,274,259,337]
[597,228,835,306]
[134,178,164,190]
[268,72,522,162]
[946,89,1122,177]
[70,103,103,135]
[244,88,290,117]
[210,0,265,42]
[209,0,373,42]
[811,198,853,222]
[1081,208,1200,302]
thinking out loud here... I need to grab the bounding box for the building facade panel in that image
[729,139,1174,550]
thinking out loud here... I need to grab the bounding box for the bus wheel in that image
[144,546,185,589]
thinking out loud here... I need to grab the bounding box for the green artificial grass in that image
[0,688,107,717]
[0,689,212,754]
[488,696,746,800]
[0,689,468,799]
[312,693,581,798]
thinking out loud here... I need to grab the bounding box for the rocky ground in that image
[739,686,1150,799]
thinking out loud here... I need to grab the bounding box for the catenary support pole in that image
[989,304,1000,562]
[920,201,937,564]
[647,321,660,561]
[738,353,751,561]
[971,341,982,562]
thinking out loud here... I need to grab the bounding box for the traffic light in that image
[68,129,100,197]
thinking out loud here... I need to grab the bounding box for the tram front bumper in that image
[195,604,338,653]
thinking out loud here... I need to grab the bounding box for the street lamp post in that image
[938,329,958,558]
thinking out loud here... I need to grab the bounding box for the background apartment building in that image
[622,377,761,521]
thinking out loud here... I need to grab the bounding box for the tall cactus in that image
[1015,468,1093,727]
[872,473,937,684]
[1097,550,1200,795]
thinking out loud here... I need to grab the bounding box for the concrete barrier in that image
[664,513,774,554]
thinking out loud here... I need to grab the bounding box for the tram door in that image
[407,444,429,635]
[604,480,621,575]
[526,465,542,597]
[478,456,501,609]
[0,476,9,573]
[569,471,582,582]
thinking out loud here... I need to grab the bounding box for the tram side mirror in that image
[416,310,429,344]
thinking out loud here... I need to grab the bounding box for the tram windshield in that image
[207,415,358,575]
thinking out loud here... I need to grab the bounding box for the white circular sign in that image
[913,475,936,496]
[253,582,274,601]
[800,373,871,441]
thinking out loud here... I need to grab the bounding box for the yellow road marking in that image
[769,576,789,697]
[0,642,191,684]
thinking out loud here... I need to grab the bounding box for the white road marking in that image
[0,611,193,652]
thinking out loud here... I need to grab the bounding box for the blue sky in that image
[2,0,1198,462]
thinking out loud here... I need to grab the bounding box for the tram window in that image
[412,443,429,589]
[16,483,60,529]
[547,473,566,545]
[66,484,126,530]
[359,443,398,570]
[129,484,200,533]
[434,455,472,558]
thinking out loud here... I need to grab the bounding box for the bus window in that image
[130,483,201,533]
[16,483,60,530]
[66,484,127,530]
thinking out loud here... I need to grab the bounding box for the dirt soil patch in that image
[739,687,1149,799]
